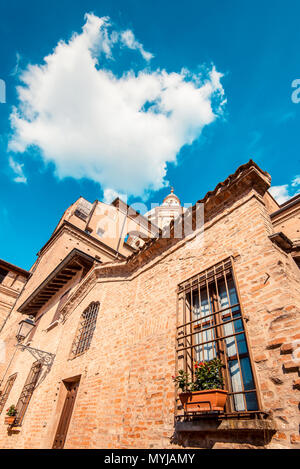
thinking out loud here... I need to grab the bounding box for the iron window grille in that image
[0,373,17,414]
[176,257,260,415]
[71,302,99,357]
[15,361,41,425]
[74,199,93,221]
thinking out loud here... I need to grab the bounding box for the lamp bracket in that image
[16,344,55,370]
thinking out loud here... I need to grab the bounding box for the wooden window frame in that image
[71,302,99,358]
[0,373,17,414]
[176,257,262,417]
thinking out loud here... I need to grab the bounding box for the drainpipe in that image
[84,199,98,232]
[115,210,128,259]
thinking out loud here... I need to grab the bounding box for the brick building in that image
[0,160,299,449]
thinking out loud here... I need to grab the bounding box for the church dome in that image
[162,188,181,207]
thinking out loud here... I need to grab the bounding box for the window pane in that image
[234,323,247,355]
[228,360,245,411]
[240,357,256,391]
[192,289,216,362]
[245,392,259,411]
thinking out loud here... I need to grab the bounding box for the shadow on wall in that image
[171,419,277,448]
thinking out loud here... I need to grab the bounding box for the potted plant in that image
[5,405,17,425]
[173,358,228,412]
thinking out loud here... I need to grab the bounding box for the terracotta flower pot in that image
[179,389,228,412]
[4,416,16,425]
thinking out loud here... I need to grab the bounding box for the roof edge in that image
[18,248,100,314]
[125,159,271,263]
[271,193,300,218]
[0,258,31,278]
[194,159,271,206]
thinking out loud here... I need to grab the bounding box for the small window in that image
[74,199,92,221]
[0,267,8,284]
[97,227,105,238]
[71,302,99,357]
[0,373,17,414]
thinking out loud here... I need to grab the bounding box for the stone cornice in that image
[271,205,300,225]
[271,193,300,219]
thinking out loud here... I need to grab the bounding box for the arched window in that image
[72,302,99,357]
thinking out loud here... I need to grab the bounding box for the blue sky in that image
[0,0,299,270]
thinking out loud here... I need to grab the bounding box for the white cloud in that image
[10,52,22,77]
[8,156,27,183]
[103,188,127,204]
[120,30,154,61]
[9,13,225,198]
[269,176,300,204]
[269,185,290,204]
[291,175,300,187]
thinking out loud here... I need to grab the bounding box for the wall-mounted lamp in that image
[15,316,55,369]
[16,317,35,342]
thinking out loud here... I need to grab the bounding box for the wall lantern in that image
[16,317,35,342]
[15,315,56,370]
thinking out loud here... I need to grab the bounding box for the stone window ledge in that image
[45,320,59,331]
[175,417,277,434]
